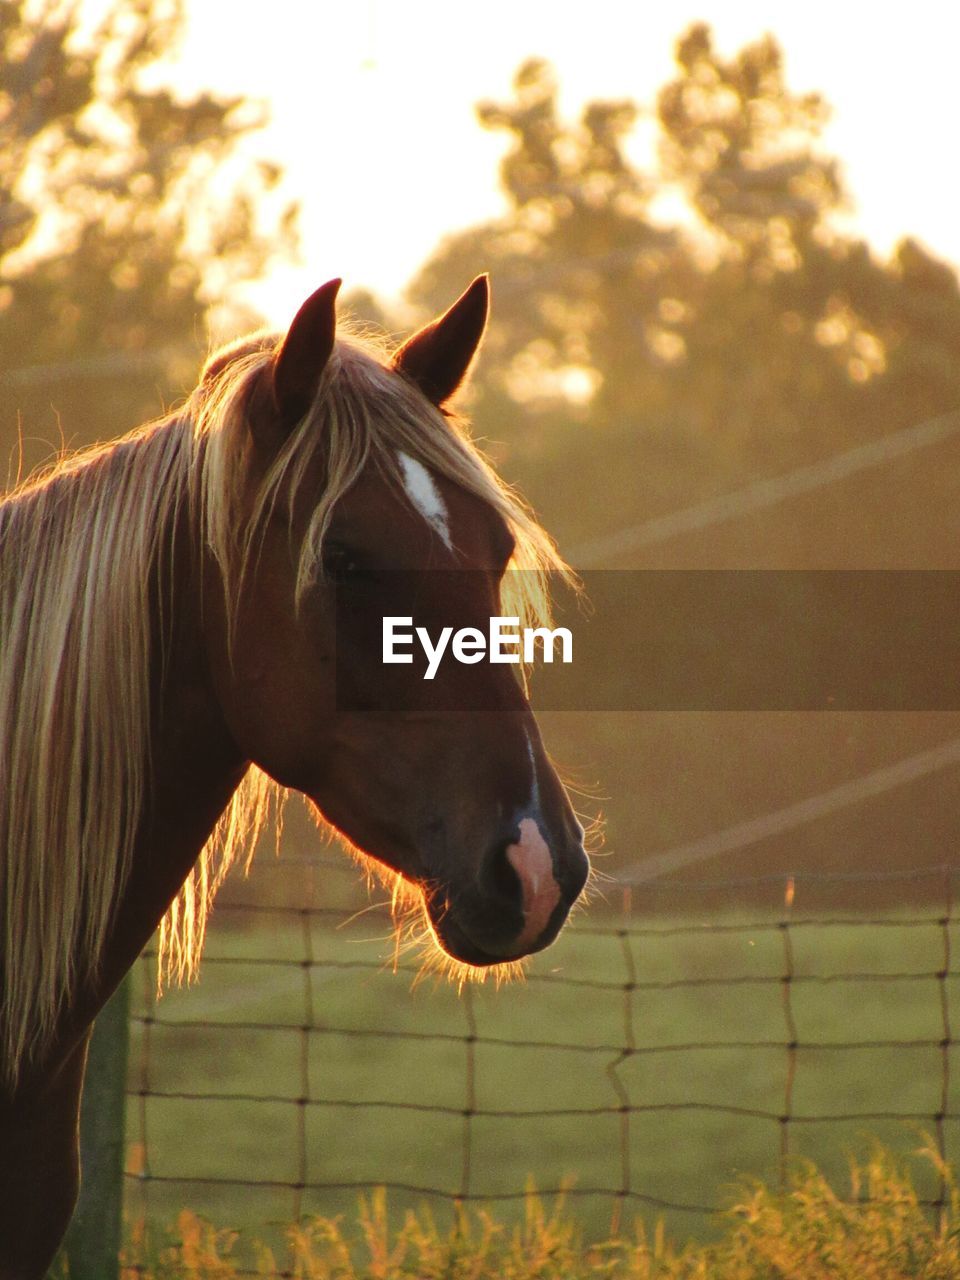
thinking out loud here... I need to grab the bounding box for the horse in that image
[0,274,589,1277]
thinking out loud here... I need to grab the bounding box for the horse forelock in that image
[196,327,572,636]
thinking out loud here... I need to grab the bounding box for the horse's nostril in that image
[487,840,524,911]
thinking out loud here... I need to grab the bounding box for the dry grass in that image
[115,1138,960,1280]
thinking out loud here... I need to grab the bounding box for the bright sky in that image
[171,1,959,328]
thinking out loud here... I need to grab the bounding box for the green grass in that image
[122,893,960,1264]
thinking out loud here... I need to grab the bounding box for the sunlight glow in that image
[159,1,960,325]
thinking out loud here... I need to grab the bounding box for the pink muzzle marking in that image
[506,818,561,951]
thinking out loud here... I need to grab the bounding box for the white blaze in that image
[397,451,452,550]
[506,818,559,949]
[526,731,541,811]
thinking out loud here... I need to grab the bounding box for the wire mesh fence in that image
[121,845,960,1267]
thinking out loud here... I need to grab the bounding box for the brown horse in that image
[0,275,589,1277]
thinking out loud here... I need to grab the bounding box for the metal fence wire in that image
[123,852,960,1266]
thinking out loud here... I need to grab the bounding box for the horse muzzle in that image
[425,815,589,966]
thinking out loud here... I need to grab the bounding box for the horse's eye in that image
[321,543,362,582]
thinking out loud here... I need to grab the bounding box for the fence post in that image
[63,975,130,1280]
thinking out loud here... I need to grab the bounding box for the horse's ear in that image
[393,275,489,405]
[268,278,342,433]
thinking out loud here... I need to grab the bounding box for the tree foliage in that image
[407,26,960,557]
[409,57,684,440]
[0,0,298,475]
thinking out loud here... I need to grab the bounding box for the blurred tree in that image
[409,58,686,442]
[656,23,848,451]
[658,24,841,263]
[0,0,298,478]
[406,57,702,552]
[407,26,960,556]
[412,62,691,430]
[653,24,960,463]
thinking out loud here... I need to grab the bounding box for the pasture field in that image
[124,887,960,1262]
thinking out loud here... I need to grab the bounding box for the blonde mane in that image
[0,324,569,1087]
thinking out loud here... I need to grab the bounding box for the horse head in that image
[199,278,589,968]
